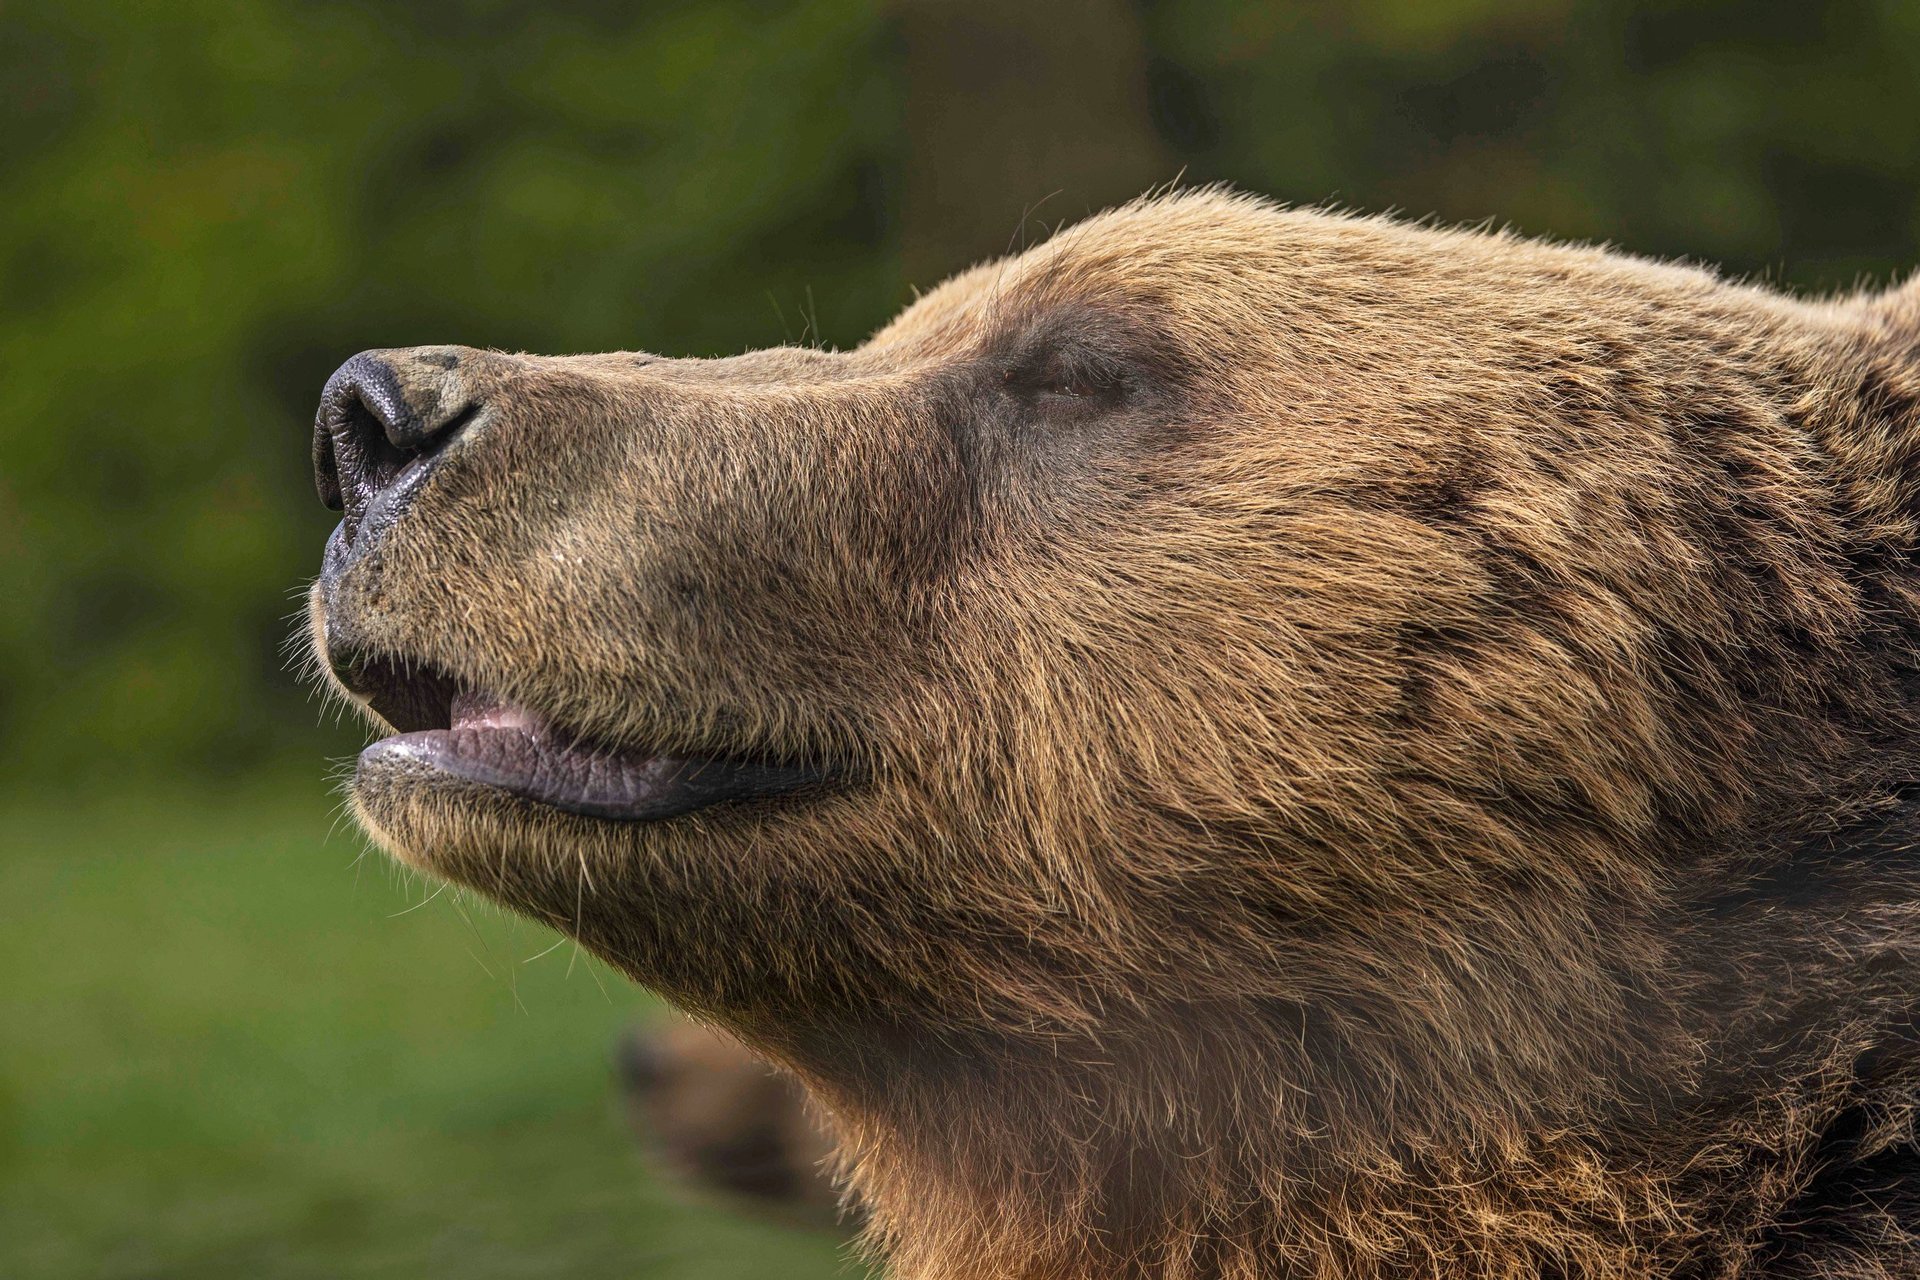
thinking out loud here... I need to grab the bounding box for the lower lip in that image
[358,726,823,822]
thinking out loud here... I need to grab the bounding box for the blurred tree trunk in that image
[891,0,1173,286]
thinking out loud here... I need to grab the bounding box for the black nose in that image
[313,350,478,547]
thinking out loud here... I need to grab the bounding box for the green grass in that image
[0,775,855,1279]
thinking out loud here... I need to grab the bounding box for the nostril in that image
[320,393,421,538]
[312,350,480,540]
[314,422,344,511]
[350,397,419,489]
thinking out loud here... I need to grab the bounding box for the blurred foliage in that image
[8,0,1920,787]
[1141,0,1920,283]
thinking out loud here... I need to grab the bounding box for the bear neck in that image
[775,704,1920,1279]
[805,993,1920,1280]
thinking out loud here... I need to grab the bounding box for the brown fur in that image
[310,190,1920,1278]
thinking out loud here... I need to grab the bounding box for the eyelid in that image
[1055,353,1123,397]
[1004,348,1123,399]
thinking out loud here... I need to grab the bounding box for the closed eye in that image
[1002,347,1128,403]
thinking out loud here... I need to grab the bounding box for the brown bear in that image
[305,189,1920,1280]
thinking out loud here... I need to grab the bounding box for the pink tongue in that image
[450,688,544,733]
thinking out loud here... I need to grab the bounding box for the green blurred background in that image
[9,0,1920,1275]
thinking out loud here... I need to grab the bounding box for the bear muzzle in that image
[308,347,828,823]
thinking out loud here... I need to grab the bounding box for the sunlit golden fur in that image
[312,189,1920,1278]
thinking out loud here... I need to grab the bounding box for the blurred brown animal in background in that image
[308,190,1920,1279]
[615,1018,839,1225]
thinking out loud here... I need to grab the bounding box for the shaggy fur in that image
[309,190,1920,1279]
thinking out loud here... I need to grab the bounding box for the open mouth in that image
[339,653,824,822]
